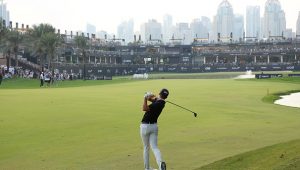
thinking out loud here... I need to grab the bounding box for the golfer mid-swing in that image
[140,88,169,170]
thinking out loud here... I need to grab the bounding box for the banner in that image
[255,74,283,79]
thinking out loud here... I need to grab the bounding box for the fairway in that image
[1,78,300,169]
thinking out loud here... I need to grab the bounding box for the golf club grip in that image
[167,101,198,116]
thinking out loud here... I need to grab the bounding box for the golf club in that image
[166,101,198,117]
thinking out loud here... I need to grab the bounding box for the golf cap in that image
[159,88,169,99]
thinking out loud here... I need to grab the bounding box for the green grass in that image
[262,89,300,104]
[197,139,300,170]
[0,75,300,169]
[251,77,300,104]
[148,71,300,79]
[0,77,137,89]
[148,72,244,79]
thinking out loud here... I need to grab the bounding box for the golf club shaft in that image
[166,101,197,115]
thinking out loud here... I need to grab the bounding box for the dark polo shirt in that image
[141,99,166,124]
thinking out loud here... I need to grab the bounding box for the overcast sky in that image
[4,0,300,34]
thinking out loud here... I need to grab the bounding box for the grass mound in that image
[197,139,300,170]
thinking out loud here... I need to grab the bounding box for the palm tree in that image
[28,24,56,71]
[5,30,24,68]
[0,21,9,71]
[1,22,25,72]
[74,35,88,80]
[40,32,61,72]
[0,19,5,45]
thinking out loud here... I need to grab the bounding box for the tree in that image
[74,35,88,80]
[0,20,8,70]
[0,19,5,46]
[28,24,56,71]
[1,20,25,72]
[5,30,24,67]
[40,32,61,72]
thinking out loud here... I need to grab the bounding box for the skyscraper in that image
[174,23,192,45]
[97,30,108,40]
[163,14,173,43]
[263,0,286,38]
[190,19,202,39]
[213,0,234,42]
[117,19,134,43]
[86,23,96,35]
[190,18,210,42]
[234,14,244,41]
[297,12,300,36]
[0,0,4,20]
[140,19,162,42]
[0,1,9,27]
[246,6,260,39]
[201,16,212,41]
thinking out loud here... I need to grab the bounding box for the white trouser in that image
[140,123,163,170]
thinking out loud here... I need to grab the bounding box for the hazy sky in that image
[5,0,300,34]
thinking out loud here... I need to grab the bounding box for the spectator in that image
[0,69,3,86]
[40,72,44,87]
[44,72,51,87]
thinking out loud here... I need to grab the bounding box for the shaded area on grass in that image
[196,139,300,170]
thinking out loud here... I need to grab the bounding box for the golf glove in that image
[144,92,153,99]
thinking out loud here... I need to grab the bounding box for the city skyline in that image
[4,0,300,34]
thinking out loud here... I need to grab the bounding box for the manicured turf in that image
[0,75,300,169]
[198,139,300,170]
[0,77,136,89]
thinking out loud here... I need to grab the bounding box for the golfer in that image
[140,88,169,170]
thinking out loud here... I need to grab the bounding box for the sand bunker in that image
[275,92,300,108]
[234,70,255,79]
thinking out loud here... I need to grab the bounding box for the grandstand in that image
[46,36,300,78]
[1,22,300,78]
[16,40,300,79]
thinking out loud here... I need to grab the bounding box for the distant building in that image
[0,2,10,27]
[86,23,96,35]
[97,31,108,39]
[117,19,134,43]
[284,28,293,39]
[190,19,202,39]
[246,6,260,39]
[263,0,286,39]
[297,12,300,36]
[190,18,210,43]
[140,19,162,42]
[260,17,265,39]
[213,0,234,42]
[163,14,173,43]
[173,23,192,45]
[201,16,212,40]
[234,14,244,41]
